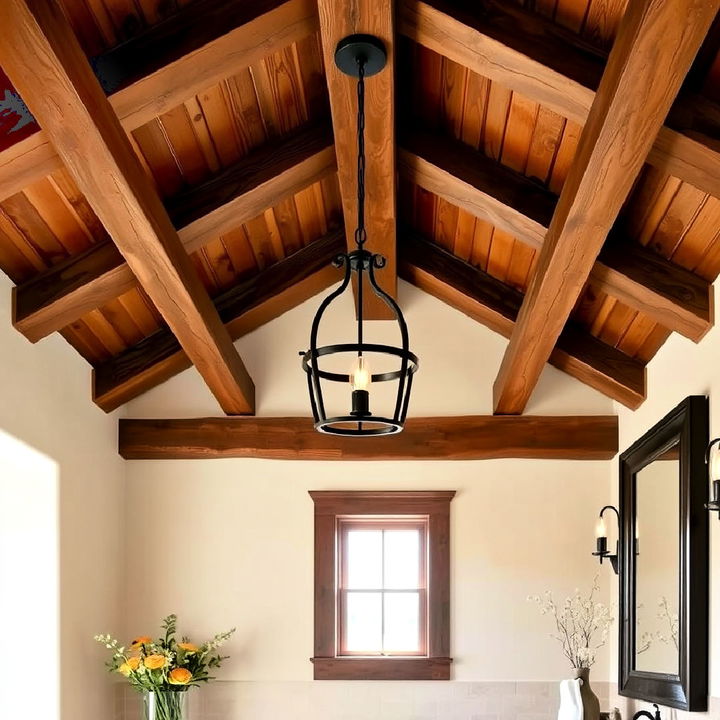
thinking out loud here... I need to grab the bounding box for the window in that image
[310,491,455,680]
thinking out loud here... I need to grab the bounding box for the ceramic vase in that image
[574,667,600,720]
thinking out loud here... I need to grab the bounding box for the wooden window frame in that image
[310,491,455,680]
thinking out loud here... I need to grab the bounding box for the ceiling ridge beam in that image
[399,227,646,409]
[93,229,346,412]
[13,121,336,342]
[118,414,619,461]
[0,0,256,415]
[0,0,319,201]
[399,128,713,342]
[491,0,719,415]
[399,0,720,198]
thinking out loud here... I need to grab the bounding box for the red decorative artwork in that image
[0,68,38,151]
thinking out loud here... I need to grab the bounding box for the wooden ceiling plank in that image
[492,0,718,415]
[399,0,720,199]
[400,129,713,342]
[118,414,619,461]
[13,122,336,342]
[0,0,255,414]
[399,229,646,409]
[93,230,345,412]
[0,0,318,202]
[316,0,397,319]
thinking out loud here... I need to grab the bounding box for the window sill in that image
[310,656,452,680]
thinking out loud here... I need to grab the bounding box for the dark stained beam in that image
[316,0,397,319]
[93,230,345,412]
[492,0,718,415]
[399,0,720,198]
[0,0,256,414]
[399,129,713,342]
[0,0,319,201]
[13,122,336,342]
[119,414,619,460]
[399,229,646,409]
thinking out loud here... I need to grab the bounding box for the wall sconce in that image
[592,505,619,574]
[704,438,720,514]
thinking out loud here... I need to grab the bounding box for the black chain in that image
[355,57,366,351]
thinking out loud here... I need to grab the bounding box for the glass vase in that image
[143,690,189,720]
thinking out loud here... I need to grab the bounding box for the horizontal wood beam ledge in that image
[0,0,319,201]
[118,415,620,460]
[398,129,713,342]
[398,0,720,198]
[0,0,255,414]
[492,0,719,415]
[399,231,646,409]
[13,122,336,342]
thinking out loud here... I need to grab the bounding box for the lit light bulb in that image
[711,443,720,482]
[350,356,371,392]
[595,515,607,540]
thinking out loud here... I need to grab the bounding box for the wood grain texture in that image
[399,0,720,198]
[399,230,645,409]
[492,0,718,415]
[13,122,336,341]
[0,0,319,201]
[400,129,713,342]
[311,657,451,681]
[0,0,255,414]
[93,229,345,411]
[317,0,396,318]
[118,415,620,460]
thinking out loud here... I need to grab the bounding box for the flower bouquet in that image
[95,614,235,720]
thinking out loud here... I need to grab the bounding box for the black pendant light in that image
[300,35,418,436]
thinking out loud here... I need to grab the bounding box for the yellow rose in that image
[178,642,198,653]
[144,654,166,670]
[169,668,193,685]
[127,656,141,671]
[118,663,131,677]
[130,636,152,649]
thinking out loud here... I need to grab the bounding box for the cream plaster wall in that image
[123,282,616,699]
[0,273,126,720]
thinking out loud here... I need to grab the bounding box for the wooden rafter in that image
[399,129,714,342]
[399,0,720,198]
[316,0,397,319]
[92,230,345,412]
[0,0,256,414]
[492,0,719,415]
[118,415,619,460]
[399,230,646,409]
[0,0,318,202]
[13,122,336,342]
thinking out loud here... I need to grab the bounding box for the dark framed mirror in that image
[619,395,708,711]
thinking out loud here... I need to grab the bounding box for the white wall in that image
[0,273,126,720]
[121,282,618,719]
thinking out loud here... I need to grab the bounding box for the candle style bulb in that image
[595,515,607,539]
[710,444,720,482]
[350,356,371,391]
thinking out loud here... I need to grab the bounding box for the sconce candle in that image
[704,438,720,514]
[592,505,619,574]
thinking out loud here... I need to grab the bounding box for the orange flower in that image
[143,654,166,670]
[169,668,193,685]
[130,636,152,649]
[118,662,132,677]
[127,656,141,671]
[178,642,198,653]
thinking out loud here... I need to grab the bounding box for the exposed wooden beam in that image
[0,0,318,201]
[399,0,720,198]
[317,0,396,319]
[93,230,345,412]
[399,230,645,409]
[492,0,718,415]
[399,129,713,342]
[118,414,619,460]
[0,0,255,414]
[13,122,336,342]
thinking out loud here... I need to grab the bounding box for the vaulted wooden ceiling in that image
[0,0,718,417]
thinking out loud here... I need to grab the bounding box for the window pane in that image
[383,592,420,652]
[384,529,420,589]
[346,530,382,589]
[345,592,382,652]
